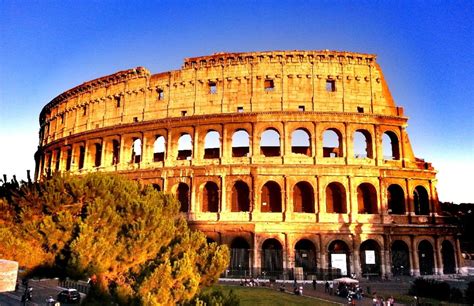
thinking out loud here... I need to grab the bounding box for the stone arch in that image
[261,181,282,212]
[202,181,219,212]
[204,130,221,159]
[328,240,350,276]
[357,183,378,214]
[360,239,381,276]
[231,180,250,212]
[391,240,410,276]
[230,237,251,273]
[293,181,315,213]
[232,129,250,157]
[382,131,400,160]
[353,129,373,158]
[176,182,190,213]
[291,128,311,156]
[326,182,347,213]
[418,240,435,275]
[153,135,166,162]
[131,138,142,163]
[177,133,192,160]
[260,128,281,157]
[261,238,283,275]
[388,184,405,214]
[323,128,343,157]
[441,240,456,274]
[295,239,317,273]
[414,185,430,215]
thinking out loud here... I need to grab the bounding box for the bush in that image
[187,287,240,306]
[408,278,450,301]
[450,286,464,303]
[466,281,474,304]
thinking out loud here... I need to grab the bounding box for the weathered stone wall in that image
[0,260,18,292]
[35,50,461,278]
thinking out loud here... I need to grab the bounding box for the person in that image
[312,279,317,290]
[387,296,394,306]
[325,281,329,293]
[329,282,334,295]
[46,296,55,306]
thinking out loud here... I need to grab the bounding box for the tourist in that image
[329,282,334,295]
[325,281,329,293]
[312,279,317,290]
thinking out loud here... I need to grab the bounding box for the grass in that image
[216,285,339,306]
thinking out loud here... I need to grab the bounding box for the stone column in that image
[455,237,463,274]
[410,236,420,276]
[283,175,290,220]
[220,175,227,212]
[434,237,443,275]
[100,138,106,168]
[343,122,350,164]
[119,135,125,169]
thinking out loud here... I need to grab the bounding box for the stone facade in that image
[35,50,460,279]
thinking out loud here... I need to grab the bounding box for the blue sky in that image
[0,1,472,203]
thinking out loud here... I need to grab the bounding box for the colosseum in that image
[35,50,461,280]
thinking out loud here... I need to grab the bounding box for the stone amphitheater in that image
[35,50,461,279]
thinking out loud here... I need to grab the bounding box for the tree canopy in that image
[0,173,229,305]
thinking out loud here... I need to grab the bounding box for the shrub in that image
[466,281,474,304]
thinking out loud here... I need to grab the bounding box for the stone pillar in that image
[221,123,228,162]
[410,236,420,276]
[343,122,349,164]
[119,135,125,168]
[253,234,260,272]
[220,175,227,212]
[374,125,382,167]
[193,127,199,162]
[434,237,443,275]
[190,178,197,214]
[251,122,258,162]
[283,175,290,220]
[100,138,106,168]
[282,121,290,157]
[380,249,387,277]
[455,237,463,274]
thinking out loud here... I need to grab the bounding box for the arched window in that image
[202,182,219,212]
[388,184,405,214]
[357,183,378,214]
[293,182,315,213]
[65,147,72,171]
[260,129,280,157]
[112,140,120,165]
[382,131,400,160]
[295,239,317,272]
[230,237,250,274]
[204,131,221,159]
[177,134,192,160]
[391,240,410,276]
[323,129,342,157]
[232,129,250,157]
[441,240,456,274]
[353,130,373,158]
[326,182,347,213]
[231,181,250,212]
[291,129,311,156]
[177,183,189,213]
[78,145,85,170]
[131,138,142,163]
[261,181,282,212]
[153,135,166,162]
[360,239,381,276]
[55,149,61,171]
[328,240,350,276]
[418,240,434,275]
[261,239,283,275]
[94,143,102,167]
[414,186,430,215]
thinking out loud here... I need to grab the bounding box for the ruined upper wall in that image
[39,50,403,146]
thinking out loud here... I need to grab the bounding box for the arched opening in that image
[131,138,142,163]
[230,237,250,275]
[261,239,283,276]
[177,183,189,213]
[261,181,282,212]
[357,183,378,214]
[55,149,61,171]
[360,239,381,277]
[231,181,250,212]
[441,240,456,274]
[295,239,317,273]
[78,145,85,170]
[94,143,102,167]
[293,182,315,213]
[153,135,166,162]
[323,129,342,158]
[260,129,280,157]
[177,134,192,160]
[418,240,435,275]
[291,129,311,156]
[112,140,120,165]
[202,182,219,212]
[326,182,347,213]
[204,130,221,159]
[414,186,430,215]
[65,148,72,171]
[388,184,405,214]
[391,240,410,276]
[353,130,373,158]
[328,240,350,276]
[382,131,400,160]
[232,129,250,157]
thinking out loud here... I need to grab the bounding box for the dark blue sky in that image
[0,1,472,202]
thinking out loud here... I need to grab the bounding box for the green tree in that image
[0,173,229,305]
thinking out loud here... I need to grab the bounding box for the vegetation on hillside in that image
[0,173,229,305]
